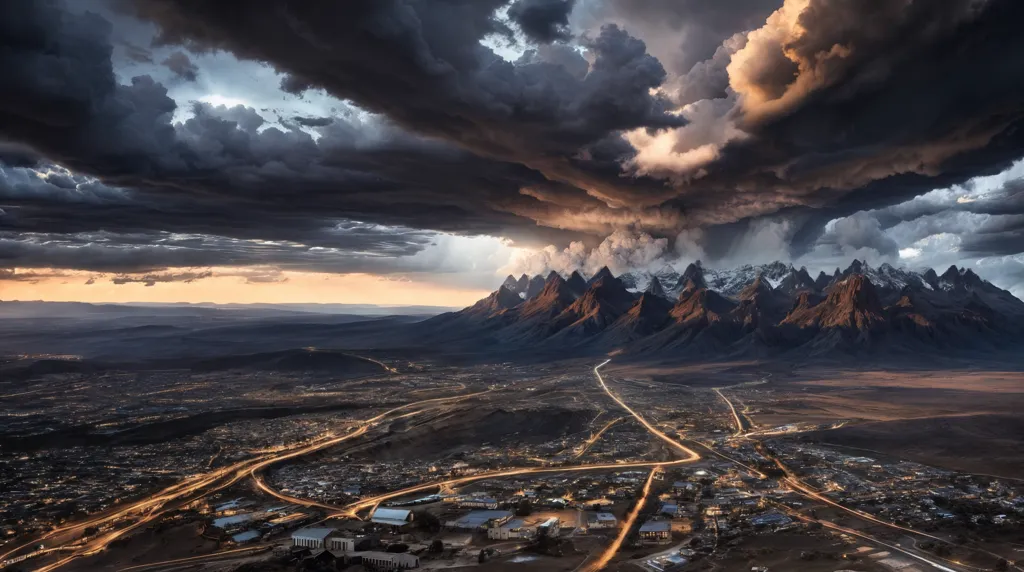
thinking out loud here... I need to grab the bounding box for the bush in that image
[515,499,533,517]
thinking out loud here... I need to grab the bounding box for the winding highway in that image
[2,389,492,571]
[593,360,700,462]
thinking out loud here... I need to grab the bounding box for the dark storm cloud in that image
[0,0,650,266]
[644,0,1024,260]
[508,0,575,44]
[121,41,154,63]
[161,50,197,81]
[2,0,1024,285]
[292,116,333,128]
[112,269,212,286]
[577,0,779,74]
[0,268,71,282]
[125,0,683,204]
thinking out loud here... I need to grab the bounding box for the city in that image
[2,353,1021,571]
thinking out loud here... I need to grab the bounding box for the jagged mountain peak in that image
[588,266,615,285]
[678,262,707,290]
[739,274,774,300]
[465,284,522,316]
[646,276,668,299]
[566,270,587,296]
[516,273,530,291]
[524,274,547,299]
[446,260,1023,358]
[654,263,677,276]
[829,274,882,306]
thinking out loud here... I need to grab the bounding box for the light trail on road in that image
[593,360,700,462]
[766,450,1020,571]
[574,417,625,459]
[580,467,660,572]
[713,387,746,435]
[339,457,696,517]
[117,546,269,571]
[6,388,493,571]
[786,511,960,571]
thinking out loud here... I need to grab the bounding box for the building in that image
[672,481,696,495]
[537,517,560,537]
[487,518,534,540]
[458,497,500,509]
[348,551,419,570]
[638,520,671,544]
[291,527,337,549]
[371,508,414,531]
[587,512,617,530]
[751,512,792,528]
[449,510,513,530]
[659,503,684,518]
[328,537,356,552]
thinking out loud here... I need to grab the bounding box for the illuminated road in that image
[117,546,270,571]
[339,457,697,517]
[593,360,700,461]
[713,387,746,435]
[580,468,660,572]
[786,511,960,572]
[574,417,625,459]
[4,389,492,571]
[764,448,1019,571]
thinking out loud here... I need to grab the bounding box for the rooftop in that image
[292,527,336,540]
[639,520,671,533]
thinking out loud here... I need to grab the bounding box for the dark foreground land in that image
[1,305,1022,572]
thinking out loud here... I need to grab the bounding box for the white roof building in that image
[370,507,414,527]
[291,527,337,548]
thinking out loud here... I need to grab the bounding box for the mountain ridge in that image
[423,260,1024,359]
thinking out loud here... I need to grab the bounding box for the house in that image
[458,497,500,509]
[371,508,414,531]
[449,510,513,530]
[487,518,534,540]
[587,512,617,530]
[659,503,684,518]
[291,527,337,549]
[638,520,671,544]
[347,551,419,570]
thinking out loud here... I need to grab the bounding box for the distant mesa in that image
[423,260,1024,359]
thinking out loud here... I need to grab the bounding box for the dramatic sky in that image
[3,0,1024,304]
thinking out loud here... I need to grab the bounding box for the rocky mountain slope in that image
[426,261,1024,359]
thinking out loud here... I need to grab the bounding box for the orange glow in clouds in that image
[0,268,488,307]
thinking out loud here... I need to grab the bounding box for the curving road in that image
[593,360,700,462]
[4,389,492,571]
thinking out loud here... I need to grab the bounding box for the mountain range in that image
[425,261,1024,360]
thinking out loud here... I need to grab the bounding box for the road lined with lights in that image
[593,360,700,462]
[580,467,660,572]
[713,387,747,435]
[574,416,625,459]
[3,389,493,571]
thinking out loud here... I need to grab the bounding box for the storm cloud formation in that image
[1,0,1024,294]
